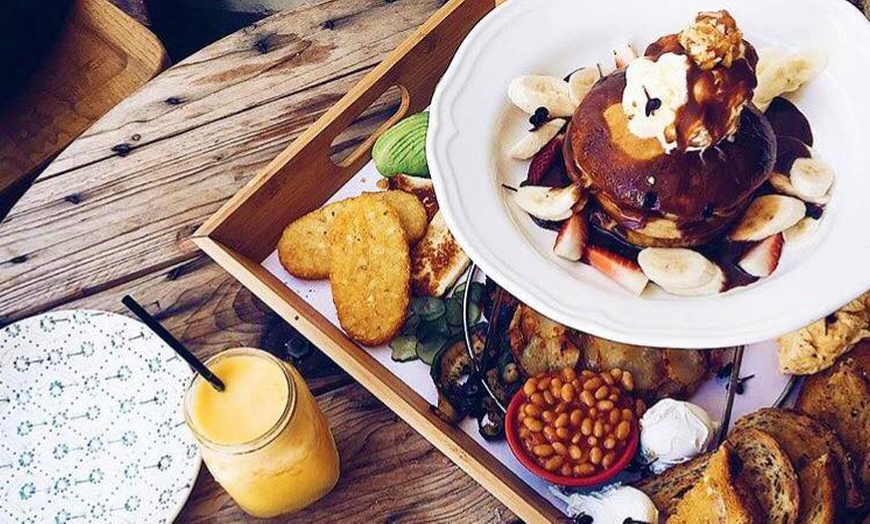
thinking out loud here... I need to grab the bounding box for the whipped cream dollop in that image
[551,485,659,523]
[639,399,716,473]
[621,53,690,154]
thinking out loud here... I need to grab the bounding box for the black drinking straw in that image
[122,295,225,392]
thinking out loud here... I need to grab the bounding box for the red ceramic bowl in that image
[504,388,639,487]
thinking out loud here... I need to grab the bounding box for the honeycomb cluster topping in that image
[678,10,745,70]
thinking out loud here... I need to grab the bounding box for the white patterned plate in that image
[0,310,201,524]
[428,0,870,348]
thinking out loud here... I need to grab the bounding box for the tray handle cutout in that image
[330,85,410,168]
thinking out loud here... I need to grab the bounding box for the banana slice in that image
[514,184,582,221]
[637,248,720,293]
[613,42,638,69]
[755,47,789,78]
[790,157,834,199]
[753,50,827,111]
[768,173,831,204]
[508,76,575,117]
[783,217,820,244]
[729,195,806,242]
[509,119,566,160]
[668,266,726,297]
[568,67,600,107]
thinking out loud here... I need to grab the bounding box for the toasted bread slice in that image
[634,452,712,517]
[507,304,581,376]
[733,408,863,509]
[387,174,439,222]
[797,454,842,524]
[409,211,470,297]
[667,444,763,523]
[796,358,870,495]
[728,428,800,523]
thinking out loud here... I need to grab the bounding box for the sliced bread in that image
[667,443,763,523]
[634,453,712,517]
[733,408,862,509]
[728,428,800,523]
[797,454,843,524]
[796,357,870,495]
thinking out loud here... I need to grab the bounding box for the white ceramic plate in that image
[428,0,870,348]
[0,310,201,524]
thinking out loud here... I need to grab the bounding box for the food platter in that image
[194,0,870,520]
[427,0,870,348]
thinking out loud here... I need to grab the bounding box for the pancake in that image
[564,70,776,247]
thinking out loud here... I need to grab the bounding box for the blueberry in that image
[642,191,658,209]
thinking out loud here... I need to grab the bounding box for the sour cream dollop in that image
[639,398,716,473]
[551,485,659,523]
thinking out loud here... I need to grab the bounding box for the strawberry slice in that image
[585,245,649,296]
[553,213,589,261]
[526,133,565,186]
[738,233,784,277]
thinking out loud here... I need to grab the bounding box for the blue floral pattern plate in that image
[0,310,201,524]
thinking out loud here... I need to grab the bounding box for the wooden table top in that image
[0,0,517,521]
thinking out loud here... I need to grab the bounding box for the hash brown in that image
[362,191,427,244]
[328,197,410,346]
[277,201,343,279]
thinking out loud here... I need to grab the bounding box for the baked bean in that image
[519,427,529,439]
[554,413,569,429]
[604,423,612,433]
[543,391,555,405]
[602,451,616,469]
[552,442,568,456]
[571,433,582,445]
[523,417,543,432]
[580,370,594,379]
[517,411,526,423]
[589,447,603,465]
[594,385,610,400]
[608,393,619,402]
[580,390,595,407]
[551,377,563,391]
[562,367,577,382]
[543,425,558,442]
[622,371,634,392]
[588,408,598,417]
[523,379,537,396]
[537,377,551,391]
[601,372,615,386]
[542,410,554,423]
[550,384,562,400]
[621,408,634,421]
[603,437,616,450]
[609,409,621,424]
[597,400,614,411]
[543,455,563,472]
[532,444,554,457]
[610,368,623,381]
[580,418,593,436]
[560,463,573,477]
[530,393,544,406]
[560,383,576,403]
[569,444,583,461]
[570,409,583,427]
[556,427,570,440]
[554,402,568,415]
[576,463,596,475]
[593,420,604,438]
[525,404,541,417]
[616,420,631,440]
[583,377,603,391]
[587,436,598,447]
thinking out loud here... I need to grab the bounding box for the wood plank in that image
[38,0,443,179]
[54,255,352,394]
[0,68,400,322]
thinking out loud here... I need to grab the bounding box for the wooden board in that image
[0,0,167,199]
[194,0,566,521]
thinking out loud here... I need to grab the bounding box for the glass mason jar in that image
[184,347,340,518]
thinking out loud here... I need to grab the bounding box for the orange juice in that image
[184,348,340,518]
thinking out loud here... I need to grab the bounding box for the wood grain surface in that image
[0,0,519,521]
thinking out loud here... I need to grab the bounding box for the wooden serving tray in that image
[192,0,570,521]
